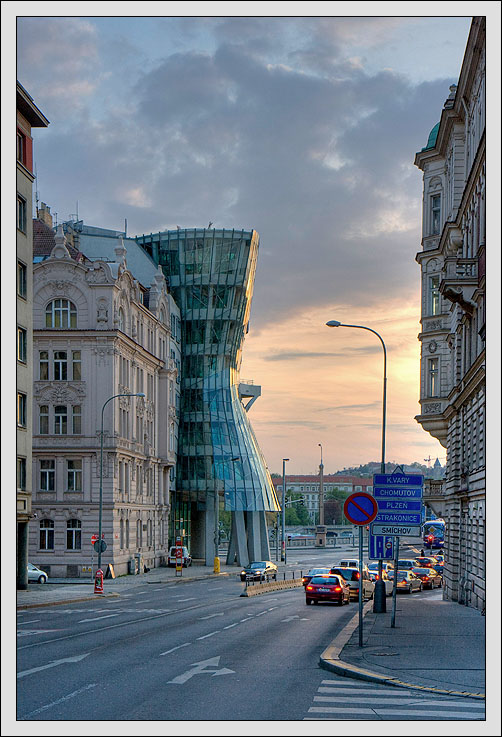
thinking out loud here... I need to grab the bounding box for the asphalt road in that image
[17,540,441,721]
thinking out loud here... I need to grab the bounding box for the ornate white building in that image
[30,217,180,577]
[414,17,485,610]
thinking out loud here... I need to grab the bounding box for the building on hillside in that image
[30,216,179,577]
[16,82,49,589]
[136,228,279,566]
[414,17,485,610]
[272,475,373,523]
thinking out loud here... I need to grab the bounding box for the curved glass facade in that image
[136,228,279,513]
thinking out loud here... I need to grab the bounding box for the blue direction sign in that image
[369,534,394,560]
[373,473,423,487]
[372,473,424,537]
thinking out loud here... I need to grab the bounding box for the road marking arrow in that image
[281,615,301,622]
[17,653,90,679]
[167,656,235,684]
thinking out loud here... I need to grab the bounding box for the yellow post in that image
[214,556,220,574]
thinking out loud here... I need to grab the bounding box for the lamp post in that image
[282,458,289,563]
[318,443,324,526]
[98,392,145,573]
[326,320,387,613]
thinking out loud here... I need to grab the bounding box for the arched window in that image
[39,519,54,550]
[66,519,81,550]
[118,307,125,332]
[159,308,166,325]
[46,299,77,328]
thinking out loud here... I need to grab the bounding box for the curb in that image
[17,592,120,610]
[240,579,303,596]
[319,602,485,701]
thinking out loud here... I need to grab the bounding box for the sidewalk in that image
[320,593,485,699]
[16,561,243,609]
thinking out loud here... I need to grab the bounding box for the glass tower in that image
[136,228,279,563]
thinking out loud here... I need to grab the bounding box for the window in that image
[39,405,49,434]
[17,392,27,428]
[72,405,82,434]
[46,299,77,328]
[17,194,27,232]
[17,327,27,363]
[17,130,26,164]
[39,351,49,380]
[72,351,81,380]
[120,519,124,549]
[118,307,125,332]
[431,194,441,235]
[67,519,81,550]
[429,275,440,316]
[39,519,54,550]
[54,351,68,380]
[125,519,130,548]
[17,457,27,490]
[17,261,27,298]
[147,519,152,546]
[428,358,439,397]
[54,405,68,434]
[137,519,142,548]
[40,460,55,491]
[67,459,82,491]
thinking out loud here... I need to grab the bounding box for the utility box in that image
[128,558,138,575]
[316,524,327,547]
[135,553,144,574]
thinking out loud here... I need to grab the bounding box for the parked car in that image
[371,570,394,596]
[397,558,419,570]
[27,563,48,584]
[167,546,192,568]
[329,567,374,601]
[302,567,331,587]
[388,569,422,593]
[240,561,278,582]
[305,574,351,606]
[411,567,442,589]
[414,556,438,569]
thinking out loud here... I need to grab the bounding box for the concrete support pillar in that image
[204,503,215,565]
[259,512,271,559]
[246,511,262,562]
[226,510,271,566]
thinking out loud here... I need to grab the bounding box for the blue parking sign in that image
[369,534,394,560]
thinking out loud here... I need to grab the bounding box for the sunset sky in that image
[11,7,480,475]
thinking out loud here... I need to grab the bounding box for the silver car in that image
[330,566,374,601]
[27,563,48,584]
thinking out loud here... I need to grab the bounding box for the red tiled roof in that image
[272,475,372,486]
[33,219,87,263]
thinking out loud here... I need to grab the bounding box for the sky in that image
[7,5,483,475]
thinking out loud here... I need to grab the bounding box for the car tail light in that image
[306,585,313,591]
[334,586,342,592]
[423,576,429,581]
[352,571,360,580]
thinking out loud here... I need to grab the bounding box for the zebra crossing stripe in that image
[308,706,484,719]
[314,696,484,707]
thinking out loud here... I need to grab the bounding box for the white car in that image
[336,559,369,573]
[167,546,192,567]
[27,563,48,583]
[367,561,394,581]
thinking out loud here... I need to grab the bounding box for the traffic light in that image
[299,498,305,506]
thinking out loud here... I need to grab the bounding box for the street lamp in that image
[318,443,324,526]
[282,458,289,563]
[326,319,387,613]
[98,392,145,574]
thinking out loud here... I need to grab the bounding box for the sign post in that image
[371,473,424,627]
[175,536,183,577]
[344,492,378,647]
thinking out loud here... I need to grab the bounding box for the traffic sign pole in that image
[359,526,363,646]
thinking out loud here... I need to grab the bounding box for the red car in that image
[305,574,350,606]
[302,567,331,587]
[411,567,442,589]
[414,556,438,568]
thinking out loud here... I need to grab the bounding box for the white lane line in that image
[223,623,238,630]
[255,611,268,617]
[78,613,120,623]
[160,643,191,656]
[207,586,223,590]
[176,597,196,602]
[314,696,484,706]
[196,631,220,640]
[20,683,98,719]
[17,620,41,625]
[133,591,149,596]
[308,706,485,718]
[318,687,423,695]
[199,613,224,620]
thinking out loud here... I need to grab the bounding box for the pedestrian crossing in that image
[304,677,485,720]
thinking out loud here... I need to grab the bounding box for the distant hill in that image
[332,460,444,478]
